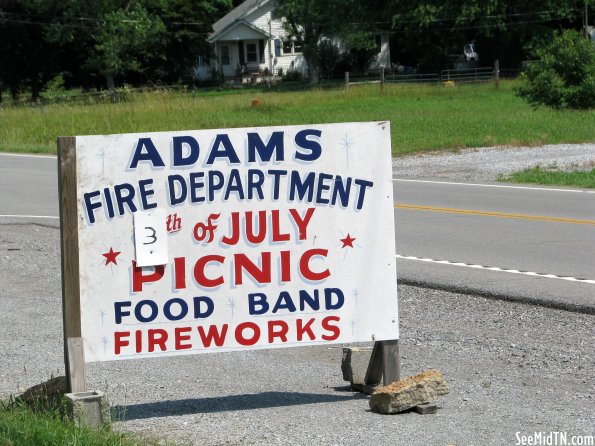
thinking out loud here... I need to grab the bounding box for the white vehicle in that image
[463,43,479,62]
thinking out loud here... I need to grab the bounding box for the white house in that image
[207,0,391,81]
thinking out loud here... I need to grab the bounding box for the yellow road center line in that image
[394,204,595,226]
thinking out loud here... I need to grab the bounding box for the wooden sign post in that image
[58,136,87,393]
[58,122,399,393]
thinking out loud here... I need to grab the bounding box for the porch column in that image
[268,37,274,74]
[213,42,220,72]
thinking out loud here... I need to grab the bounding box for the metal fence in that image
[347,65,521,87]
[440,66,495,83]
[385,72,441,84]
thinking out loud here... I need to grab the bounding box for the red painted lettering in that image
[194,255,225,288]
[246,211,266,244]
[197,324,228,347]
[174,257,186,290]
[135,330,142,353]
[114,331,130,355]
[280,250,291,282]
[289,208,315,240]
[299,249,330,281]
[175,327,192,350]
[268,320,289,343]
[297,318,316,341]
[234,252,271,285]
[235,322,260,346]
[132,261,165,292]
[271,209,290,242]
[148,328,168,352]
[321,316,340,341]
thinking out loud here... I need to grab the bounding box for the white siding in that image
[369,34,391,70]
[244,2,306,77]
[218,24,267,41]
[210,0,391,79]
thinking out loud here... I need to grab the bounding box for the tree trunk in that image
[303,37,321,85]
[106,74,116,101]
[306,58,320,84]
[11,85,19,102]
[31,76,41,101]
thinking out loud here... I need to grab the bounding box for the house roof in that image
[208,19,272,43]
[210,0,271,41]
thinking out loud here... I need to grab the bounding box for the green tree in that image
[0,0,60,100]
[273,0,387,83]
[155,0,232,84]
[515,29,595,109]
[87,2,166,92]
[387,0,588,71]
[42,0,232,89]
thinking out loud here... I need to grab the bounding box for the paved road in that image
[1,152,593,311]
[0,153,58,226]
[393,178,595,312]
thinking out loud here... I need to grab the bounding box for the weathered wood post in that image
[494,59,500,88]
[58,136,88,394]
[344,72,349,92]
[380,68,385,94]
[364,340,400,388]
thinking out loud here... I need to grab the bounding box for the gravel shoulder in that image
[393,143,595,183]
[1,224,593,446]
[1,144,593,445]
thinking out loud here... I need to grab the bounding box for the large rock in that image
[369,369,449,414]
[16,375,68,411]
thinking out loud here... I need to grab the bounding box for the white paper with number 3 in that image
[133,209,168,267]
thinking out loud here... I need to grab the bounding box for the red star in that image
[340,234,356,248]
[102,248,121,266]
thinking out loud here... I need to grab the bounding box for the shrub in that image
[515,30,595,109]
[282,70,303,81]
[317,40,340,80]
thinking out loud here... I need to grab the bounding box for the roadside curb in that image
[399,278,595,316]
[0,217,60,229]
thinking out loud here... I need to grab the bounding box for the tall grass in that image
[0,81,593,155]
[0,401,159,446]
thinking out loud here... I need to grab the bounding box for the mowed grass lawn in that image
[0,81,593,156]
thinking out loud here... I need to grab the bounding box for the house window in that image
[259,40,265,63]
[274,39,281,57]
[282,40,292,54]
[246,43,257,62]
[220,46,230,65]
[293,41,303,53]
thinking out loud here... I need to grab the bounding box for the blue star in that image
[228,298,237,318]
[100,336,110,354]
[96,147,109,176]
[339,134,354,166]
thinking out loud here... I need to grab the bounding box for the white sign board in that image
[74,122,398,362]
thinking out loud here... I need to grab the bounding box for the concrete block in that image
[65,390,110,429]
[341,347,374,385]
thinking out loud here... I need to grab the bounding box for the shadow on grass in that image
[112,390,366,420]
